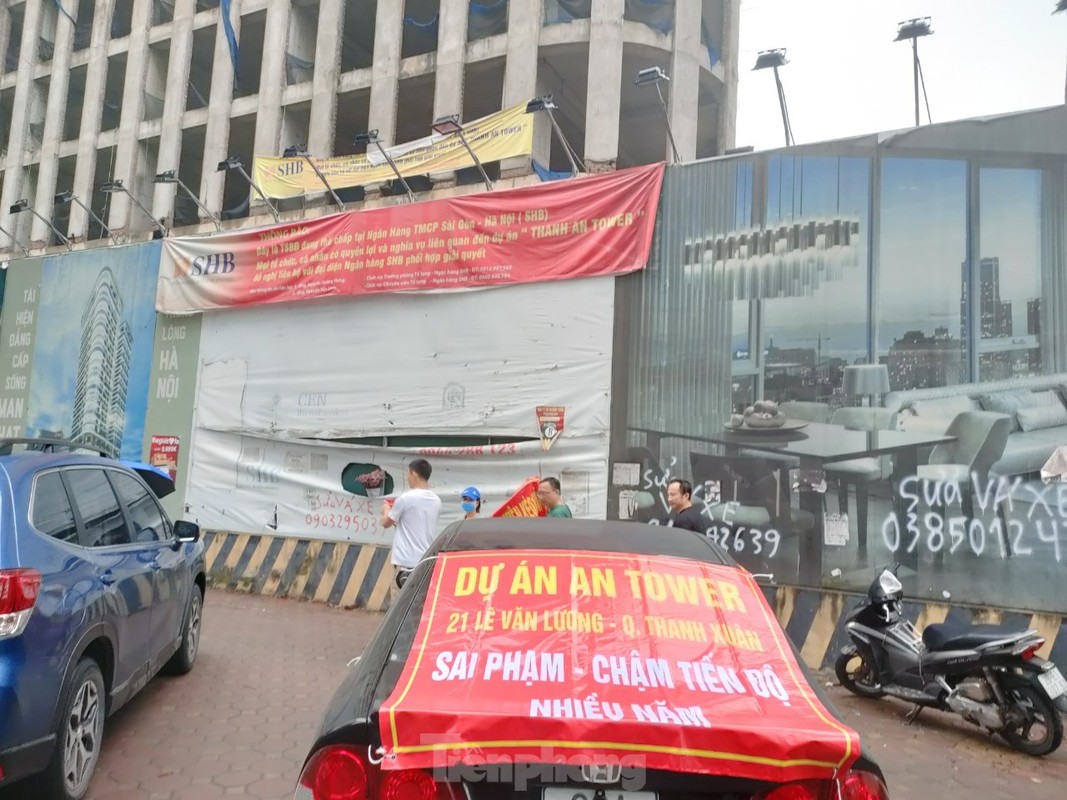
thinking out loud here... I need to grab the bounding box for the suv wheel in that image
[164,586,202,675]
[39,658,105,800]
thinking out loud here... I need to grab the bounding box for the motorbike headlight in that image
[878,570,903,596]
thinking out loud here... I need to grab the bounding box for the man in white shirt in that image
[380,458,441,592]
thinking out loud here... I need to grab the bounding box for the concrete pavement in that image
[1,589,1064,799]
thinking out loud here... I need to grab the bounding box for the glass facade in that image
[613,105,1067,614]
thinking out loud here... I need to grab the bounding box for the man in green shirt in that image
[537,477,572,518]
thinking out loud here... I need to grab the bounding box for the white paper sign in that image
[824,513,850,546]
[612,462,641,487]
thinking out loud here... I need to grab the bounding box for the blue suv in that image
[0,438,207,800]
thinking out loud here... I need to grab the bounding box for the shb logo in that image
[277,160,304,176]
[443,382,465,409]
[189,252,237,276]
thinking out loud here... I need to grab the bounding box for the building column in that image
[30,4,77,245]
[584,0,624,173]
[0,0,43,249]
[251,2,291,162]
[106,0,154,235]
[501,0,545,178]
[367,0,403,147]
[200,1,243,217]
[152,0,198,223]
[716,0,740,154]
[430,0,469,188]
[307,0,344,156]
[667,0,702,163]
[67,0,116,240]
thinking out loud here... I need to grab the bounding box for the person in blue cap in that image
[461,486,482,519]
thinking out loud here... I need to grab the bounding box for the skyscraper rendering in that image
[72,267,133,455]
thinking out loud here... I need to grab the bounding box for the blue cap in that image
[461,486,481,500]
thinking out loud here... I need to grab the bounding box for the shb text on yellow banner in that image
[252,103,534,199]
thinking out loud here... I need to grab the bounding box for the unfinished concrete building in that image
[0,0,738,252]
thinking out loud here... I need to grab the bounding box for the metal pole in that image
[302,155,345,210]
[72,196,122,242]
[545,107,583,176]
[174,178,222,230]
[236,164,281,223]
[772,66,791,146]
[29,209,72,250]
[654,82,681,163]
[457,130,494,191]
[122,190,169,236]
[0,224,31,257]
[912,37,920,127]
[372,142,417,202]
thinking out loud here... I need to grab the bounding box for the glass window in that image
[110,472,169,543]
[761,156,871,404]
[65,469,132,548]
[977,168,1043,380]
[31,473,79,544]
[877,158,968,391]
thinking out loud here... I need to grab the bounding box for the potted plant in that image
[358,467,386,497]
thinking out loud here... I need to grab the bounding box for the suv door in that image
[63,467,155,696]
[107,470,186,669]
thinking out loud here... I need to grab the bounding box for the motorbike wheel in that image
[1000,685,1063,756]
[835,646,884,698]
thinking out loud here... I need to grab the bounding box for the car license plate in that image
[1039,667,1067,699]
[544,790,655,800]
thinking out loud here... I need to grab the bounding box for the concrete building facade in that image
[0,0,739,253]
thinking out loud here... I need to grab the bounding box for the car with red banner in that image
[294,519,889,800]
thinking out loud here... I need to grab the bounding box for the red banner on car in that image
[156,164,664,315]
[491,477,546,518]
[379,550,860,783]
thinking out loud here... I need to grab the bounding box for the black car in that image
[294,519,889,800]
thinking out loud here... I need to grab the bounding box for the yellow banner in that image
[252,103,534,199]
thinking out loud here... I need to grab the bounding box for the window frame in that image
[28,468,81,546]
[106,468,173,545]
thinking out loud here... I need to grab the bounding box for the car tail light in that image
[0,568,41,639]
[755,771,888,800]
[1018,639,1045,660]
[295,746,462,800]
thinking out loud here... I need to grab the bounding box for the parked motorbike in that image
[836,565,1067,756]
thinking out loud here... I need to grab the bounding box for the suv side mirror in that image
[174,520,200,544]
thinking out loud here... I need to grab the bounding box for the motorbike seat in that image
[922,623,1030,652]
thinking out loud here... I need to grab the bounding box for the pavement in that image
[1,589,1065,800]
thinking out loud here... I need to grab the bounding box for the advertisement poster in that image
[0,244,161,459]
[536,405,565,451]
[149,435,181,480]
[491,477,546,518]
[252,102,534,199]
[380,550,860,782]
[157,163,664,315]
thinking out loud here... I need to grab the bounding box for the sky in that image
[735,0,1067,151]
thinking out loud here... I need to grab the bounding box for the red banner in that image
[380,550,860,783]
[156,164,664,315]
[491,477,546,518]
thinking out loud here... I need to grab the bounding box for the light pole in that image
[894,17,934,127]
[9,199,73,250]
[282,144,345,210]
[635,67,682,162]
[432,115,494,191]
[353,130,417,202]
[752,49,793,147]
[154,170,222,230]
[55,191,122,243]
[0,222,31,257]
[525,96,584,176]
[100,180,168,237]
[217,156,280,223]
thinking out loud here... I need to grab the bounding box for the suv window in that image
[110,472,169,543]
[65,469,132,548]
[31,472,79,544]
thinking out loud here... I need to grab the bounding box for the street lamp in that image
[0,221,31,257]
[634,66,682,163]
[54,190,121,243]
[282,144,345,210]
[894,17,934,127]
[9,198,72,250]
[353,130,416,203]
[524,95,583,176]
[752,49,793,147]
[216,156,280,223]
[153,171,222,231]
[431,114,493,191]
[100,180,168,237]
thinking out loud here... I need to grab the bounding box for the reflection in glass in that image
[878,159,968,391]
[976,168,1043,380]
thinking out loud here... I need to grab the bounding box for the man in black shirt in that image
[663,479,705,532]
